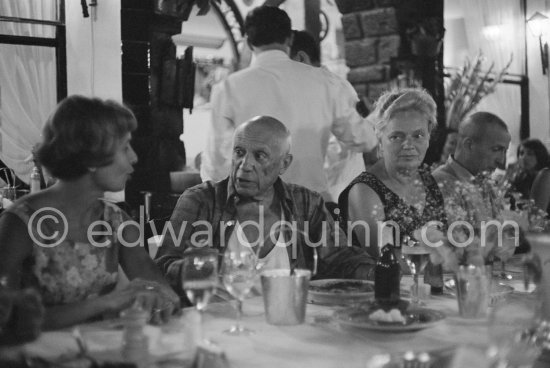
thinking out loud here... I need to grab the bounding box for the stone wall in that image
[336,0,444,107]
[339,1,395,102]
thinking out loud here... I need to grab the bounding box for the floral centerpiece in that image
[430,171,549,271]
[445,52,512,130]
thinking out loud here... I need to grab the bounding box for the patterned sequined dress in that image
[6,200,123,306]
[338,168,448,244]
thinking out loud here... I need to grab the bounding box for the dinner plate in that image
[308,279,374,305]
[334,306,445,332]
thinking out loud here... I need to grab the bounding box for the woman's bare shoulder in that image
[537,167,550,178]
[16,187,60,208]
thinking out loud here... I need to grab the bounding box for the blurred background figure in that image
[436,129,458,166]
[527,143,550,216]
[506,139,550,212]
[290,29,372,203]
[289,29,321,67]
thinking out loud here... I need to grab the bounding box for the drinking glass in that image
[401,241,430,306]
[487,297,542,368]
[222,250,256,335]
[181,248,219,341]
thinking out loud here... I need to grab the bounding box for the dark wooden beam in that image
[0,35,56,47]
[304,0,321,43]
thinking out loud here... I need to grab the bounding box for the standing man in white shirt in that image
[201,5,377,201]
[289,29,373,202]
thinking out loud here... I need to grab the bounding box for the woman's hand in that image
[103,279,180,324]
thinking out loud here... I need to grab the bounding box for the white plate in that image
[334,306,445,332]
[308,279,374,305]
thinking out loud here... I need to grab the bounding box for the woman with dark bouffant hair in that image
[508,139,550,202]
[0,95,179,330]
[516,139,550,214]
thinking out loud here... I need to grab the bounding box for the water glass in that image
[180,248,218,341]
[455,265,490,318]
[222,250,256,336]
[487,298,542,368]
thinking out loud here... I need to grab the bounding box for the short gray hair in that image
[370,88,437,138]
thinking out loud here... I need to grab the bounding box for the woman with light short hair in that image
[338,88,447,259]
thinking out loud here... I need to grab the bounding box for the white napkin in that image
[23,331,79,360]
[84,325,166,355]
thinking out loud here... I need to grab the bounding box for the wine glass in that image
[487,297,543,368]
[401,239,430,306]
[181,248,219,341]
[222,250,256,336]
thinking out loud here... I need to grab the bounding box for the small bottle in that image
[374,244,401,305]
[121,302,150,368]
[30,164,41,194]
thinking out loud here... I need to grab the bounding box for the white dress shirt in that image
[200,50,376,198]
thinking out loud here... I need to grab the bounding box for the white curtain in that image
[445,0,525,162]
[0,0,57,184]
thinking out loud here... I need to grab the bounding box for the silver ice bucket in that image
[261,269,311,325]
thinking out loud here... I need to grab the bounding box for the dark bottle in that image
[374,244,401,304]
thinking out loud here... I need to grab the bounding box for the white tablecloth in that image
[3,275,542,368]
[202,293,488,368]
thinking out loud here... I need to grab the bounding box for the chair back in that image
[169,172,202,193]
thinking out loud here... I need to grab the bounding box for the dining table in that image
[1,269,549,368]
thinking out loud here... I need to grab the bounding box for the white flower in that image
[34,250,49,270]
[66,267,82,288]
[82,254,98,270]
